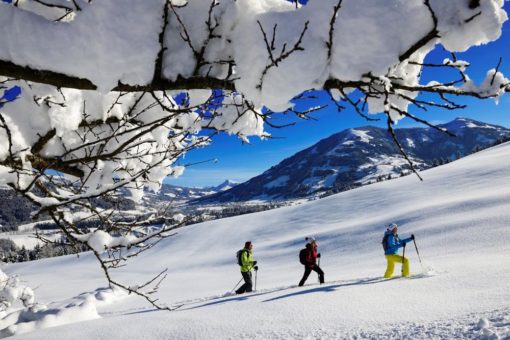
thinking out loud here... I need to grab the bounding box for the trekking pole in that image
[254,269,258,291]
[231,277,243,294]
[317,257,321,283]
[413,238,424,272]
[401,244,406,276]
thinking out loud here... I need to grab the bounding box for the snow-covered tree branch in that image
[0,0,509,309]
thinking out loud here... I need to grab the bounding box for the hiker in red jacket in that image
[298,238,325,286]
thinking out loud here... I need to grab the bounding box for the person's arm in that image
[401,236,413,245]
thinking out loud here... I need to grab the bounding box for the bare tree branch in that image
[257,20,310,89]
[326,0,343,59]
[399,0,438,62]
[385,115,423,181]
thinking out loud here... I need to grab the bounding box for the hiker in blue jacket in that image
[383,223,414,278]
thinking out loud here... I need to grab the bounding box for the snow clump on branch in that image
[0,0,507,113]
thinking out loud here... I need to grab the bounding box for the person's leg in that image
[244,271,253,292]
[312,265,325,284]
[236,271,252,294]
[236,282,246,294]
[299,267,312,286]
[385,255,410,278]
[236,280,246,294]
[384,255,397,278]
[402,256,410,277]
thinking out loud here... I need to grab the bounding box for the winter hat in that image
[305,236,317,244]
[388,223,398,231]
[244,241,252,248]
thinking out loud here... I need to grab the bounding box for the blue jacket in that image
[384,231,412,255]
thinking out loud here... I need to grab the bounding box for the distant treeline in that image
[33,215,171,231]
[0,238,88,263]
[0,192,136,232]
[184,201,288,225]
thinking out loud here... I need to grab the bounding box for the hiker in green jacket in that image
[236,241,258,294]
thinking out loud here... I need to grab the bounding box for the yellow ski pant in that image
[384,254,410,278]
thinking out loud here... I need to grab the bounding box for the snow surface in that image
[3,142,510,339]
[302,169,340,191]
[348,129,373,143]
[0,220,62,250]
[357,155,420,184]
[0,233,58,250]
[406,138,416,148]
[264,175,290,189]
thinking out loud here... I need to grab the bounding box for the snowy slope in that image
[4,143,510,339]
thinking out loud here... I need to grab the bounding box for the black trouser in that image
[236,271,253,294]
[299,264,324,286]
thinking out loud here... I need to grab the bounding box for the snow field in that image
[3,142,510,339]
[0,286,126,338]
[0,232,61,250]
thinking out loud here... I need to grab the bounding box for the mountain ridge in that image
[196,117,510,203]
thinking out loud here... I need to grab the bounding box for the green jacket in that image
[240,249,255,273]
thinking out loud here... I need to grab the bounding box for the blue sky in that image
[167,3,510,188]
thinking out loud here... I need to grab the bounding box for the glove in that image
[317,253,321,258]
[253,261,257,265]
[411,234,415,240]
[254,266,259,271]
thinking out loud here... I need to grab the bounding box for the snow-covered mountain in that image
[141,180,239,205]
[142,184,216,204]
[210,179,240,192]
[5,141,510,339]
[199,117,509,202]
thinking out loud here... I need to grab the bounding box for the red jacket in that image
[305,244,318,268]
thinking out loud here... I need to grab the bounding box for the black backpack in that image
[299,248,308,265]
[382,234,391,251]
[236,249,247,266]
